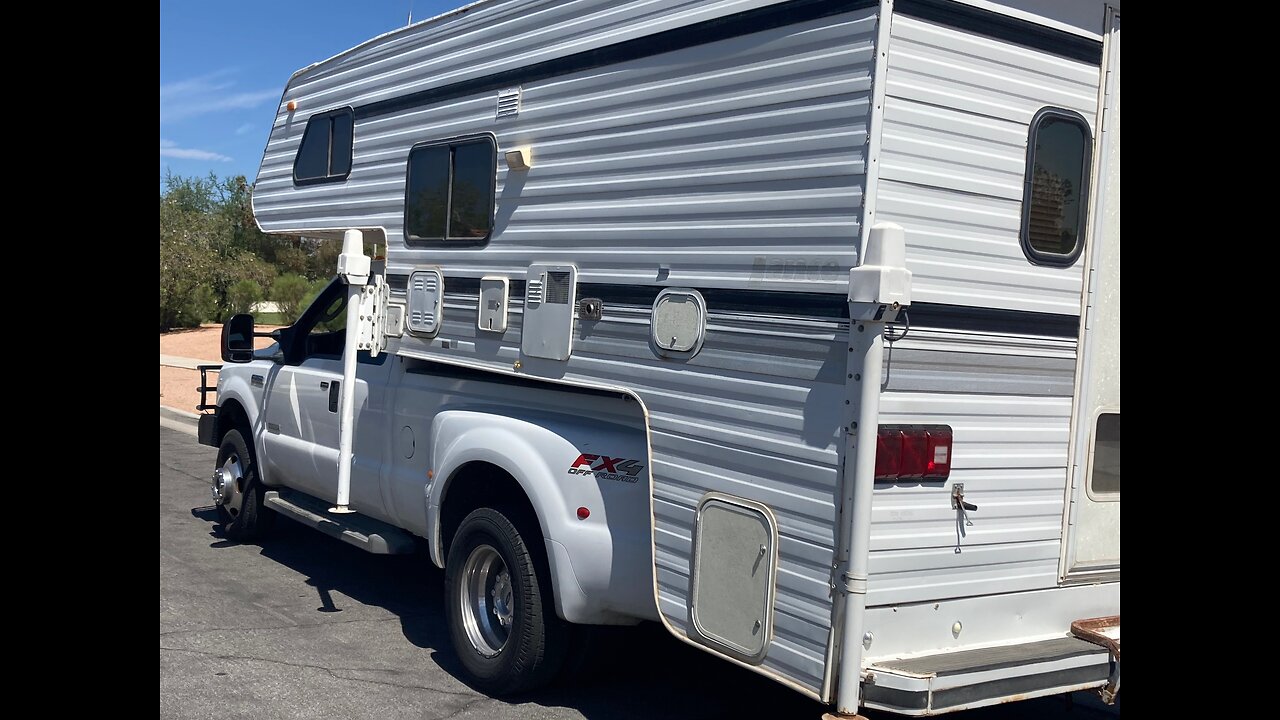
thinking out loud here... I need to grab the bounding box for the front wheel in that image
[211,429,273,540]
[444,508,566,695]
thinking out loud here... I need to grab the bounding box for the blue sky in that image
[160,0,459,185]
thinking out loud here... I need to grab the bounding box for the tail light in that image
[875,425,952,482]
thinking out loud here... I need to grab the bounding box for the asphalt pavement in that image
[160,418,1118,719]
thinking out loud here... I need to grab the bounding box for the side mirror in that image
[222,313,256,363]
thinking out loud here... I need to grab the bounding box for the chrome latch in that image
[951,483,977,512]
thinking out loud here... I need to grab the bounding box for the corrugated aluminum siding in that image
[254,0,881,698]
[875,13,1099,315]
[871,328,1077,604]
[254,0,872,294]
[862,12,1100,606]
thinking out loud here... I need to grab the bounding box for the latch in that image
[578,297,603,321]
[951,483,977,512]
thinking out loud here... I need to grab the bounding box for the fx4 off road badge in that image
[567,454,644,483]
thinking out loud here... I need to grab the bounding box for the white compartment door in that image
[1063,9,1120,580]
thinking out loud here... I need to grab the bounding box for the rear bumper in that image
[1072,616,1121,703]
[863,635,1114,716]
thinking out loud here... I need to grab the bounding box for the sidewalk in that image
[160,325,227,415]
[160,353,219,414]
[161,354,217,370]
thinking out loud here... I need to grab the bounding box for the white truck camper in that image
[200,0,1120,715]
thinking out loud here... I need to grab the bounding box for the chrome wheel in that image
[459,544,513,657]
[212,453,246,516]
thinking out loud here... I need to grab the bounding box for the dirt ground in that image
[159,324,279,414]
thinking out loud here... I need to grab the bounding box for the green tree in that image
[271,273,310,322]
[302,277,329,311]
[160,172,362,329]
[228,279,264,315]
[273,245,311,277]
[160,187,220,330]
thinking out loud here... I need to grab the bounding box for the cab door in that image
[258,279,387,517]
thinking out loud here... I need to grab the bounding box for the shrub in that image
[271,273,310,322]
[228,279,263,315]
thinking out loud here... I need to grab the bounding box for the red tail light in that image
[875,428,903,478]
[900,430,929,478]
[875,425,953,482]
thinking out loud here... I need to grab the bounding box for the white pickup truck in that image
[199,275,656,693]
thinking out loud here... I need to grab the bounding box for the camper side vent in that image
[545,271,572,304]
[521,263,576,361]
[406,268,444,337]
[497,87,522,119]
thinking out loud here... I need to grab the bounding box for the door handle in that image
[328,380,340,413]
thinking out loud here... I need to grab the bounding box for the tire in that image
[212,429,274,540]
[445,507,566,695]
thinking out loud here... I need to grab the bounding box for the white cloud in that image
[159,139,231,162]
[235,122,257,136]
[159,68,237,99]
[160,69,278,123]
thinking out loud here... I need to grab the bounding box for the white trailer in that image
[202,0,1120,714]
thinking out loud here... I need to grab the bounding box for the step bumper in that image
[863,634,1114,715]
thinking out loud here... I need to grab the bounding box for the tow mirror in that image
[222,313,256,363]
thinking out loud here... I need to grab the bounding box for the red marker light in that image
[576,507,590,520]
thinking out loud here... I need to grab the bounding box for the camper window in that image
[404,137,496,245]
[1089,413,1120,498]
[1020,108,1091,266]
[293,108,354,185]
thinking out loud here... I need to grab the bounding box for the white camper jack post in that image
[830,223,911,717]
[331,229,369,515]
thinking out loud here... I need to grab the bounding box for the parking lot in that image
[160,419,1118,719]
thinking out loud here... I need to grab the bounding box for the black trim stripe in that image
[907,303,1079,338]
[583,283,852,320]
[355,0,876,120]
[421,275,1080,339]
[896,0,1103,64]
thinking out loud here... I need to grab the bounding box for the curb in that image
[161,405,201,420]
[160,405,200,438]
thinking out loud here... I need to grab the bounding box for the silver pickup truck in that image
[200,276,655,693]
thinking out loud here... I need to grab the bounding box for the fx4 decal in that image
[567,453,645,483]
